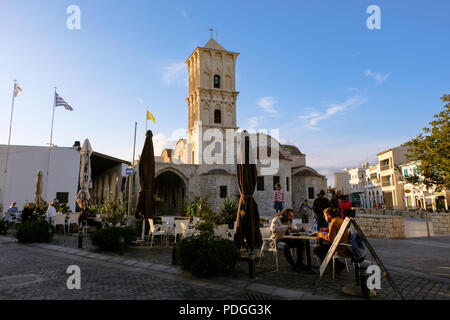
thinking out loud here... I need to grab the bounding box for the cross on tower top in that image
[208,27,215,39]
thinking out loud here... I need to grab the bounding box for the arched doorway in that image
[154,170,187,215]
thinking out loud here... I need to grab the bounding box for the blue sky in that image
[1,0,449,185]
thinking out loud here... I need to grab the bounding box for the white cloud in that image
[298,96,367,130]
[162,62,188,87]
[364,69,390,84]
[247,116,264,131]
[257,96,278,114]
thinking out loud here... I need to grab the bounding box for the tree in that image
[403,94,450,191]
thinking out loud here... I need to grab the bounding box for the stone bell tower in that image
[185,37,239,164]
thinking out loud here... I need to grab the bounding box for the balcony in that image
[380,164,391,171]
[381,181,392,187]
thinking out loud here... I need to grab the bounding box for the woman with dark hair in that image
[270,209,310,272]
[312,207,351,274]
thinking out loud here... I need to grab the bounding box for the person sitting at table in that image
[21,203,34,223]
[270,208,309,273]
[312,207,351,274]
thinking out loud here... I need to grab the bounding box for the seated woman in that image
[270,208,309,272]
[312,207,351,274]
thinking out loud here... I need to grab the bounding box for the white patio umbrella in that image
[34,170,44,206]
[76,139,93,210]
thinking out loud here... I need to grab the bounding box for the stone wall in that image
[432,214,450,234]
[353,214,405,239]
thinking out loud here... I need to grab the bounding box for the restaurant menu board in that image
[319,217,351,278]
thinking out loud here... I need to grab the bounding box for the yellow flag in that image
[147,110,156,123]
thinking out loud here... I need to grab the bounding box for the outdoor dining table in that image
[282,234,319,271]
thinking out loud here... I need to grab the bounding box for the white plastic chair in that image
[173,220,186,244]
[147,218,166,247]
[180,222,195,238]
[79,220,89,237]
[54,214,66,232]
[258,227,279,271]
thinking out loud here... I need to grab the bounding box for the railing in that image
[381,181,392,187]
[380,164,391,171]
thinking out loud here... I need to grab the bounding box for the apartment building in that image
[334,169,351,196]
[348,163,368,207]
[377,146,409,210]
[399,161,449,212]
[364,164,383,208]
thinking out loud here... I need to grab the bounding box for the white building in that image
[334,169,351,196]
[348,163,368,207]
[0,142,130,216]
[364,164,383,209]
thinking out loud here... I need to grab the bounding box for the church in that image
[146,38,327,217]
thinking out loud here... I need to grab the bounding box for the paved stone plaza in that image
[1,227,449,300]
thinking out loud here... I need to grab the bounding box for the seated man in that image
[270,208,309,272]
[312,207,351,274]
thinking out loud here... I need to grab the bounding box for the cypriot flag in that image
[14,83,22,97]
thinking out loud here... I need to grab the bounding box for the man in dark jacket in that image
[330,189,342,209]
[313,190,330,230]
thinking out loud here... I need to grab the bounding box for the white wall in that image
[0,145,80,214]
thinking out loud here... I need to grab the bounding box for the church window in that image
[273,176,280,190]
[308,187,315,200]
[220,186,227,198]
[286,177,290,192]
[257,176,265,191]
[214,75,221,88]
[214,109,221,123]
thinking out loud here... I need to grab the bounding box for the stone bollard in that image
[78,232,83,249]
[359,266,371,300]
[119,236,124,256]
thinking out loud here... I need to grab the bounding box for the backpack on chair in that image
[349,231,366,263]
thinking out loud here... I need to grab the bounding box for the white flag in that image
[14,83,22,97]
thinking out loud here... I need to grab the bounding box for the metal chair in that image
[79,220,89,237]
[258,227,279,271]
[147,218,166,247]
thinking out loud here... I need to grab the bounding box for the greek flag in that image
[55,93,73,111]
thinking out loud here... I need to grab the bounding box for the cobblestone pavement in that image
[2,232,450,300]
[0,240,242,300]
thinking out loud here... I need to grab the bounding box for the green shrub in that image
[0,220,9,235]
[176,235,240,278]
[218,198,238,229]
[90,226,137,251]
[98,194,128,226]
[15,221,54,243]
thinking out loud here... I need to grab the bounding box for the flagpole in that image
[128,121,137,217]
[145,108,148,132]
[1,80,17,215]
[45,88,57,202]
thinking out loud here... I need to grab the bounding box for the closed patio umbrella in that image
[76,139,93,210]
[234,131,262,278]
[34,170,44,206]
[135,130,155,239]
